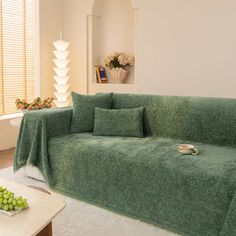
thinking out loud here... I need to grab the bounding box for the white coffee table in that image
[0,177,66,236]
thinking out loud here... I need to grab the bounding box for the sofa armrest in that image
[21,107,73,138]
[14,107,72,183]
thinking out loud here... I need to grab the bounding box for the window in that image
[0,0,39,115]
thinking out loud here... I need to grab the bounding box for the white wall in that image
[63,0,92,94]
[135,0,236,98]
[63,0,236,98]
[40,0,64,97]
[0,0,64,151]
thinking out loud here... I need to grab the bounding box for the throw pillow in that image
[94,107,144,137]
[71,92,113,133]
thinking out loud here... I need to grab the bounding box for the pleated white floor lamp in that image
[53,32,70,107]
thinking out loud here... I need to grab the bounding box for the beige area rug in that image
[0,167,179,236]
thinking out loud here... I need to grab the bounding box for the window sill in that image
[0,113,23,121]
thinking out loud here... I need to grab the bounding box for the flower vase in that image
[110,68,128,84]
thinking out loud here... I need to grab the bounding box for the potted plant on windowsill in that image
[104,52,135,84]
[15,97,54,114]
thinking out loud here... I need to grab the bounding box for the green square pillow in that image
[71,92,113,133]
[94,107,144,137]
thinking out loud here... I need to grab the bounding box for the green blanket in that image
[14,108,236,236]
[14,108,72,184]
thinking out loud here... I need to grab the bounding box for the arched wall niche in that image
[87,0,139,94]
[91,0,141,14]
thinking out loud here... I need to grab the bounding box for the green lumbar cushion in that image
[71,92,113,133]
[94,107,144,137]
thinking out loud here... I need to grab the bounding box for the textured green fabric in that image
[14,107,73,183]
[14,93,236,236]
[112,94,236,147]
[94,107,144,137]
[71,92,113,133]
[48,134,236,236]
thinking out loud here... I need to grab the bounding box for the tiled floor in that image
[0,148,14,169]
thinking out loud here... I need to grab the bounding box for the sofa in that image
[14,93,236,236]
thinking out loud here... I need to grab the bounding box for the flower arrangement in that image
[104,52,135,70]
[15,97,54,111]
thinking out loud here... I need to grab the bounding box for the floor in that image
[0,148,14,169]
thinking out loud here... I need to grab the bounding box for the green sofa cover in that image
[14,94,236,236]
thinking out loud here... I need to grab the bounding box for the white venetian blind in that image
[0,0,38,115]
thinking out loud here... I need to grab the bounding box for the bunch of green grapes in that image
[0,186,28,212]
